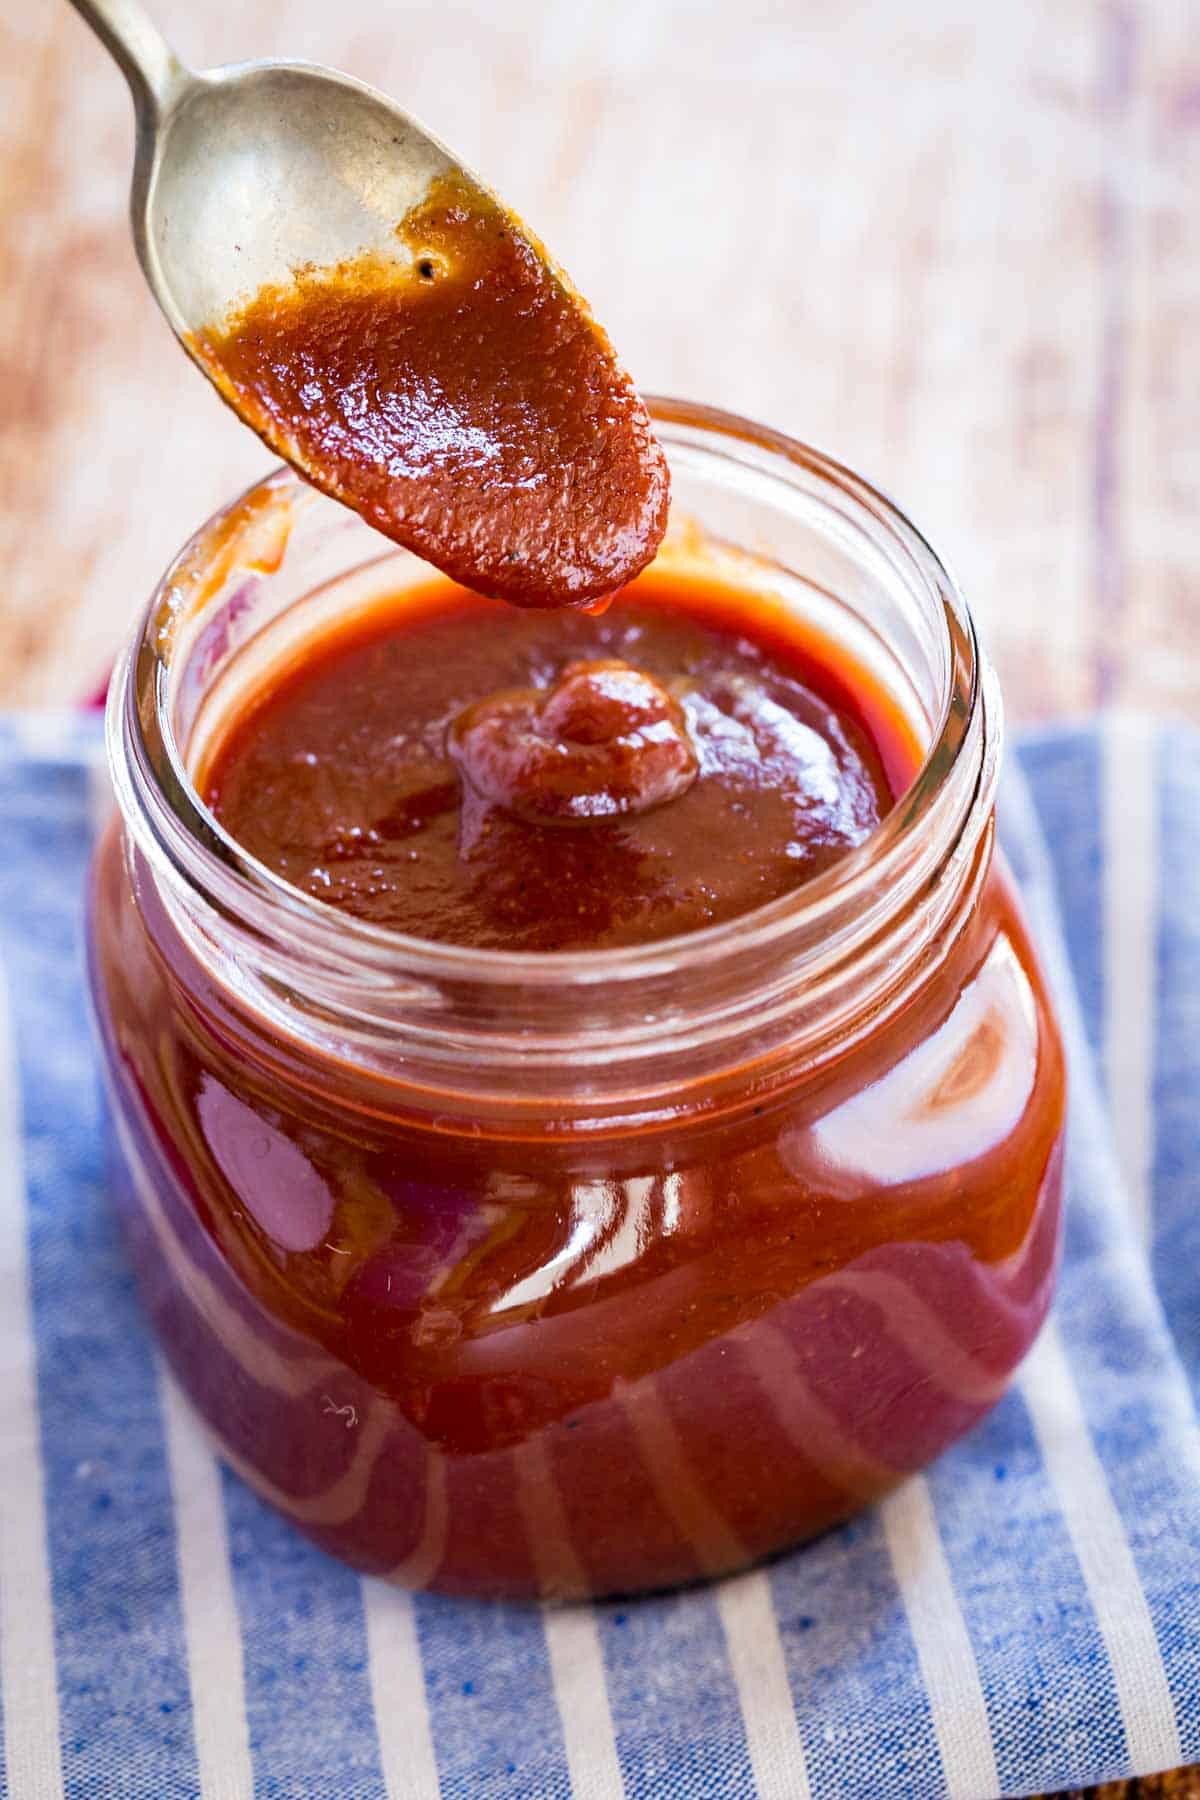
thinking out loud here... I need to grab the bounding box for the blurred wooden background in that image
[1,0,1197,719]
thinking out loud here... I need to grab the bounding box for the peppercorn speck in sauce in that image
[192,172,669,609]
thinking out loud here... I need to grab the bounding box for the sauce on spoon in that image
[193,173,669,609]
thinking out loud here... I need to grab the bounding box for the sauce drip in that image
[203,570,915,953]
[194,174,669,609]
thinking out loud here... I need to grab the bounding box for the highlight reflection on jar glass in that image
[87,401,1066,1600]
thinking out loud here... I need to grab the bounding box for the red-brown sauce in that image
[203,569,918,952]
[89,552,1067,1599]
[193,174,669,609]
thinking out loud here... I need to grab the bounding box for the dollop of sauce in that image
[203,571,914,953]
[448,658,699,823]
[193,173,669,609]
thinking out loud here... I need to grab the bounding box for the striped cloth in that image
[0,709,1197,1800]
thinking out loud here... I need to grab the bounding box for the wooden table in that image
[2,2,1196,1795]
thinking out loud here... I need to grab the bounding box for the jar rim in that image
[110,395,994,1008]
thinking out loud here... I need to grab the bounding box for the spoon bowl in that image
[144,64,459,337]
[66,0,671,608]
[70,2,463,342]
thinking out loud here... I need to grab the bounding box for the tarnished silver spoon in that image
[67,0,465,350]
[64,0,670,607]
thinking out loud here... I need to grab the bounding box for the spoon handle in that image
[66,0,186,122]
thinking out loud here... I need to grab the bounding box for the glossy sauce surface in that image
[204,571,913,951]
[194,174,669,608]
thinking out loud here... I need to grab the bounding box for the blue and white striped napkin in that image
[0,711,1196,1800]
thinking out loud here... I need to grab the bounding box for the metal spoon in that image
[65,0,671,607]
[66,0,472,374]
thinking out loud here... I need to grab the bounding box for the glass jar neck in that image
[108,401,1000,1120]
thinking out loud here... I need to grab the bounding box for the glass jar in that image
[87,401,1066,1600]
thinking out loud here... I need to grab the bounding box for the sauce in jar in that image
[201,569,916,951]
[88,422,1067,1600]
